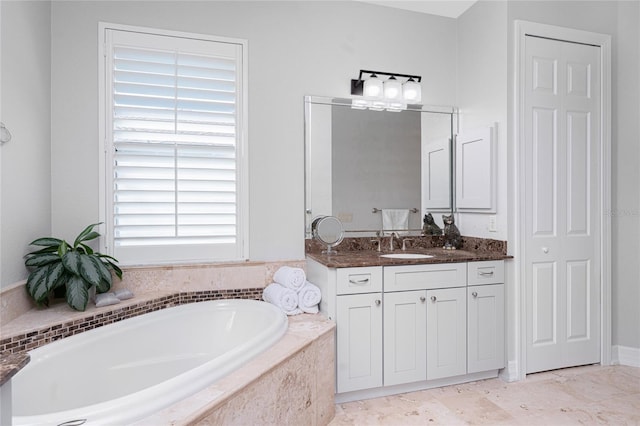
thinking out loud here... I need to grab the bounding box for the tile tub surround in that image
[0,353,29,386]
[306,236,511,268]
[134,314,336,425]
[0,260,306,355]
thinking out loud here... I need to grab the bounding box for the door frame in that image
[513,20,612,380]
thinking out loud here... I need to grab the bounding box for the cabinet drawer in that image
[337,266,383,295]
[467,261,504,286]
[384,263,467,292]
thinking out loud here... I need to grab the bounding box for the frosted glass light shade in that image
[383,77,402,101]
[363,75,383,98]
[402,79,422,103]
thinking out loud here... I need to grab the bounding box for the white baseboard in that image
[612,345,640,368]
[499,360,520,382]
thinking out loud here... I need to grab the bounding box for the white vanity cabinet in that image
[336,292,383,393]
[426,286,468,380]
[306,257,506,401]
[467,261,505,373]
[383,290,427,386]
[323,266,384,393]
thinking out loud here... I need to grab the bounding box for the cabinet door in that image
[455,126,495,211]
[468,284,505,373]
[336,293,383,393]
[383,290,427,386]
[426,287,467,380]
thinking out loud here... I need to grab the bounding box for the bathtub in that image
[11,299,288,426]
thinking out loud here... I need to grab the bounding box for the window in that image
[100,25,248,265]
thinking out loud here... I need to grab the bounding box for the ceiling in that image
[357,0,478,19]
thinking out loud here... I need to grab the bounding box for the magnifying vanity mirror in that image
[311,215,345,254]
[304,96,457,238]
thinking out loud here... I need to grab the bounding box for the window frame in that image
[98,22,249,266]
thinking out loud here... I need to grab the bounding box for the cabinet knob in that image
[420,296,426,302]
[542,247,549,254]
[431,296,437,302]
[375,299,381,306]
[472,291,478,298]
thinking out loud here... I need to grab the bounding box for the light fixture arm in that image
[351,69,422,96]
[357,70,422,82]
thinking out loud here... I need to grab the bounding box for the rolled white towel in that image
[273,266,306,291]
[262,283,301,315]
[298,281,321,314]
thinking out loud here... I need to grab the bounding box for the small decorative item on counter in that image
[422,212,443,236]
[442,214,462,250]
[24,222,123,311]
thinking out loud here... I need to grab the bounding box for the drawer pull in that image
[431,296,437,302]
[375,299,381,306]
[349,278,370,285]
[478,271,494,277]
[472,291,478,298]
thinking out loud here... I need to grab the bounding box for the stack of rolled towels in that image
[262,266,322,315]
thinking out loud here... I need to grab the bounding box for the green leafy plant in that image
[24,223,122,311]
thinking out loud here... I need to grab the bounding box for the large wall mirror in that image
[304,96,457,238]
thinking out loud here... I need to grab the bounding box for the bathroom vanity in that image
[306,244,509,403]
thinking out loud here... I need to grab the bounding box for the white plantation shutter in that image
[103,28,247,265]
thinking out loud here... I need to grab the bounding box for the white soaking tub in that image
[12,299,288,426]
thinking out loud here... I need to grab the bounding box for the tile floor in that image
[330,365,640,425]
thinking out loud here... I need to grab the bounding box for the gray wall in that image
[457,0,508,239]
[48,1,457,264]
[0,0,52,286]
[1,0,638,353]
[611,0,640,351]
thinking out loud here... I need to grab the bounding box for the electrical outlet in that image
[488,215,497,232]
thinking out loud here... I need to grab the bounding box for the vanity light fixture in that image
[383,76,402,101]
[363,73,383,98]
[350,70,422,111]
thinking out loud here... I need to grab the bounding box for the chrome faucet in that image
[389,232,397,251]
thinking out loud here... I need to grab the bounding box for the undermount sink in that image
[380,253,434,259]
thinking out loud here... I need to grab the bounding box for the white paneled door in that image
[524,35,601,374]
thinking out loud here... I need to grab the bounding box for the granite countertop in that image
[0,352,30,386]
[307,247,512,268]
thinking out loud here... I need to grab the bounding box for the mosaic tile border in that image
[0,288,264,356]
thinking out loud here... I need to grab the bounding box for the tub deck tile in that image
[133,313,336,426]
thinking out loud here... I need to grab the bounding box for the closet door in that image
[524,35,601,373]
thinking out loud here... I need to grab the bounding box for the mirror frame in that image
[304,95,458,238]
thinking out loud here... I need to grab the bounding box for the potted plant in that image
[24,222,122,311]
